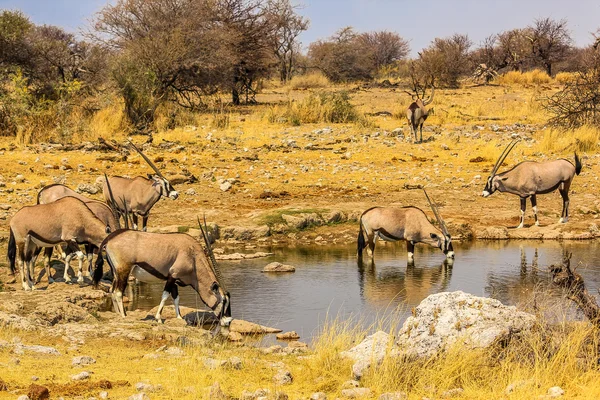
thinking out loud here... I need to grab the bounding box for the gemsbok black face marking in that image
[482,139,582,228]
[8,197,109,290]
[357,189,454,263]
[93,217,231,327]
[103,141,178,232]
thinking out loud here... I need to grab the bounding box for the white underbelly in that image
[131,265,164,283]
[30,236,58,247]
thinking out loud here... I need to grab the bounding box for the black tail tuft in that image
[357,219,365,258]
[93,249,104,287]
[7,228,16,274]
[574,152,582,175]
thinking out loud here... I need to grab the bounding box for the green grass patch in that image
[258,208,329,227]
[177,226,190,233]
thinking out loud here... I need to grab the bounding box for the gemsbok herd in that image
[4,93,584,326]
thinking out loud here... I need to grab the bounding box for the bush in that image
[288,72,330,90]
[497,69,552,86]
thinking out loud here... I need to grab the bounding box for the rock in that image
[262,262,295,273]
[273,370,293,385]
[505,379,533,394]
[341,380,360,389]
[128,394,150,400]
[17,396,31,400]
[441,388,464,398]
[260,345,282,354]
[341,331,392,379]
[379,392,407,400]
[77,183,99,195]
[547,386,564,397]
[135,382,162,392]
[14,344,61,356]
[221,226,270,241]
[71,371,91,381]
[0,204,10,210]
[15,174,25,183]
[203,357,227,369]
[72,355,96,366]
[99,392,109,399]
[276,331,300,340]
[220,181,232,192]
[341,388,371,398]
[441,144,450,150]
[228,331,243,342]
[216,251,273,260]
[0,311,35,331]
[208,382,226,399]
[477,226,509,240]
[281,213,323,229]
[286,341,308,353]
[185,188,196,195]
[227,356,243,369]
[27,384,49,400]
[31,376,39,381]
[229,319,282,334]
[396,291,536,358]
[310,392,327,400]
[322,210,347,224]
[31,302,91,326]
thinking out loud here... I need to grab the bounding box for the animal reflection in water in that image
[485,246,542,305]
[357,257,453,307]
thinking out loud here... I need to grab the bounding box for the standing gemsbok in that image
[406,85,434,144]
[357,190,454,263]
[7,197,110,290]
[103,141,178,231]
[36,183,119,282]
[482,139,582,228]
[93,220,232,326]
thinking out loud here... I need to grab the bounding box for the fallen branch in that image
[549,252,600,328]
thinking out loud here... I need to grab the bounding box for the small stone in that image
[310,392,327,400]
[27,384,49,400]
[262,262,295,273]
[71,371,90,381]
[99,392,109,399]
[15,174,25,183]
[441,144,450,150]
[0,204,11,210]
[341,388,371,398]
[273,370,293,385]
[17,396,31,400]
[72,356,96,366]
[547,386,564,397]
[31,376,39,381]
[228,331,243,342]
[185,188,196,195]
[276,331,300,340]
[135,382,162,392]
[208,382,226,399]
[128,394,150,400]
[220,181,232,192]
[341,380,360,389]
[227,356,243,369]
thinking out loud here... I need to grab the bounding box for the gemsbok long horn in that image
[424,189,449,237]
[104,173,122,230]
[491,139,520,176]
[128,140,165,178]
[198,216,225,289]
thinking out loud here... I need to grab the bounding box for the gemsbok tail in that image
[574,152,582,175]
[7,228,16,275]
[93,237,111,287]
[357,218,365,257]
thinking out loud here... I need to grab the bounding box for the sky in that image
[1,0,599,56]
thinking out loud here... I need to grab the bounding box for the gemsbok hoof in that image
[559,217,568,224]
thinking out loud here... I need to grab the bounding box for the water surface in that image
[127,240,600,340]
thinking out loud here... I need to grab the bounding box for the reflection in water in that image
[357,257,453,307]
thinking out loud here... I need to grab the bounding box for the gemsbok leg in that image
[407,241,415,264]
[63,241,86,283]
[530,195,539,226]
[518,197,527,229]
[558,180,571,223]
[155,277,182,322]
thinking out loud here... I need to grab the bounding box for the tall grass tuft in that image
[288,72,330,90]
[266,91,371,126]
[497,70,552,86]
[537,125,600,154]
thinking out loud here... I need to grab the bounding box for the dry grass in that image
[287,72,331,90]
[536,125,600,154]
[496,70,553,87]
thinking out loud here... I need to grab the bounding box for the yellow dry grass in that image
[287,72,331,90]
[496,69,553,87]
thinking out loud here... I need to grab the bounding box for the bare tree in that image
[266,0,308,82]
[358,30,410,71]
[526,18,572,76]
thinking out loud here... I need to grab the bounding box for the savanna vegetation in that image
[2,1,600,399]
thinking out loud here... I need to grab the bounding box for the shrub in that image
[288,72,330,90]
[497,69,552,86]
[267,91,364,125]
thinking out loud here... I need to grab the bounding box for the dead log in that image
[549,252,600,328]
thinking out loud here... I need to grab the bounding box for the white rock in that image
[14,344,61,356]
[341,331,392,379]
[547,386,564,397]
[71,371,91,381]
[262,262,295,273]
[341,388,371,398]
[128,394,150,400]
[396,291,536,358]
[17,396,31,400]
[72,355,96,366]
[379,392,407,400]
[99,391,109,399]
[310,392,327,400]
[220,181,232,192]
[135,382,162,392]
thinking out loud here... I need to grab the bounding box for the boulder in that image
[0,311,35,331]
[221,226,270,241]
[14,344,61,356]
[276,331,300,340]
[31,302,91,326]
[396,291,536,358]
[340,331,393,379]
[229,319,282,334]
[71,371,91,381]
[77,183,99,195]
[477,226,509,240]
[27,384,49,400]
[281,213,323,229]
[262,262,295,273]
[72,355,96,366]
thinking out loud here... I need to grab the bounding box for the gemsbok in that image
[36,184,119,283]
[357,190,454,263]
[406,85,435,144]
[103,141,178,231]
[7,197,110,290]
[482,139,582,228]
[93,219,232,326]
